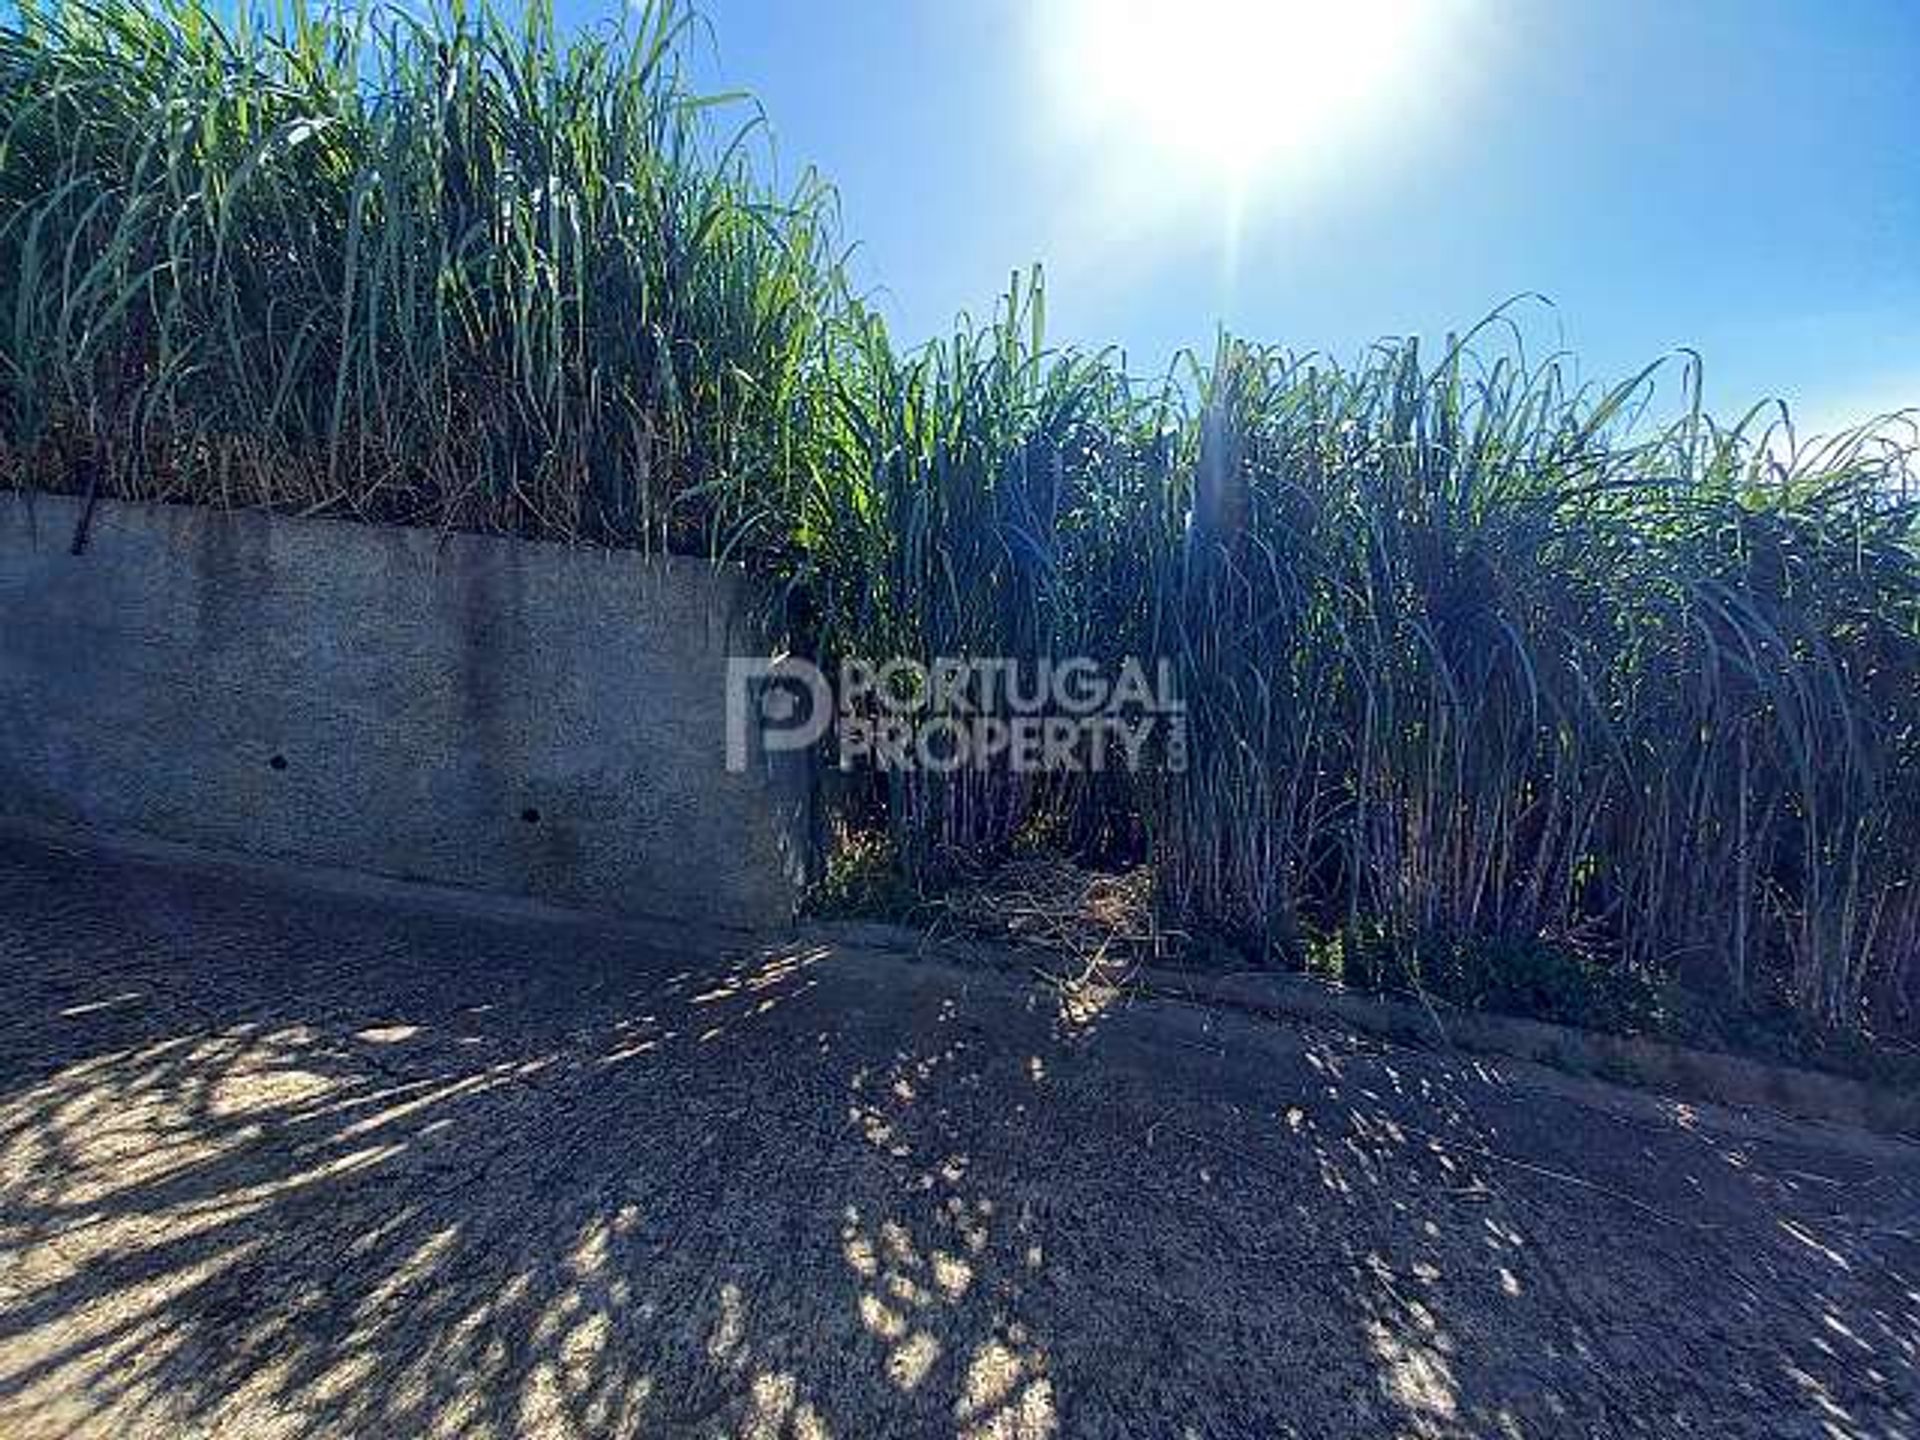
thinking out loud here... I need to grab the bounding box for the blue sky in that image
[625,0,1914,433]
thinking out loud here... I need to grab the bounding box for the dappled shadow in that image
[1257,1037,1920,1437]
[0,844,1075,1438]
[1,838,1915,1437]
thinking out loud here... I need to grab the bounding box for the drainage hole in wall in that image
[268,754,288,771]
[520,807,542,825]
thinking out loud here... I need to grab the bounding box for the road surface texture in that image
[0,835,1914,1438]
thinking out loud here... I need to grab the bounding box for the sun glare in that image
[1046,0,1442,200]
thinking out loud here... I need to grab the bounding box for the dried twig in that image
[926,857,1181,984]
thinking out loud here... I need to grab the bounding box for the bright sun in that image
[1046,0,1443,198]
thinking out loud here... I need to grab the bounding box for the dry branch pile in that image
[928,859,1177,983]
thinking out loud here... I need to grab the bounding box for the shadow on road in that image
[0,839,1914,1437]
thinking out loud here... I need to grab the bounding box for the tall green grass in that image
[1146,334,1920,1042]
[770,286,1920,1043]
[5,0,1916,1044]
[0,0,842,546]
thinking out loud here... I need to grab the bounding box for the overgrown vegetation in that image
[6,0,1918,1057]
[0,0,840,546]
[790,282,1920,1057]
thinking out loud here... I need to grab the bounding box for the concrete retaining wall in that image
[0,492,809,927]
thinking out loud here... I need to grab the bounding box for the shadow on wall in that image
[0,843,1914,1438]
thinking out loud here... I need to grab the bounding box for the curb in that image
[0,816,781,956]
[7,824,1911,1142]
[810,919,1920,1141]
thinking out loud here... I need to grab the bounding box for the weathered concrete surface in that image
[815,922,1920,1139]
[1,833,1915,1439]
[0,493,807,926]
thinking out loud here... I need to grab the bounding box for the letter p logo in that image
[725,656,832,773]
